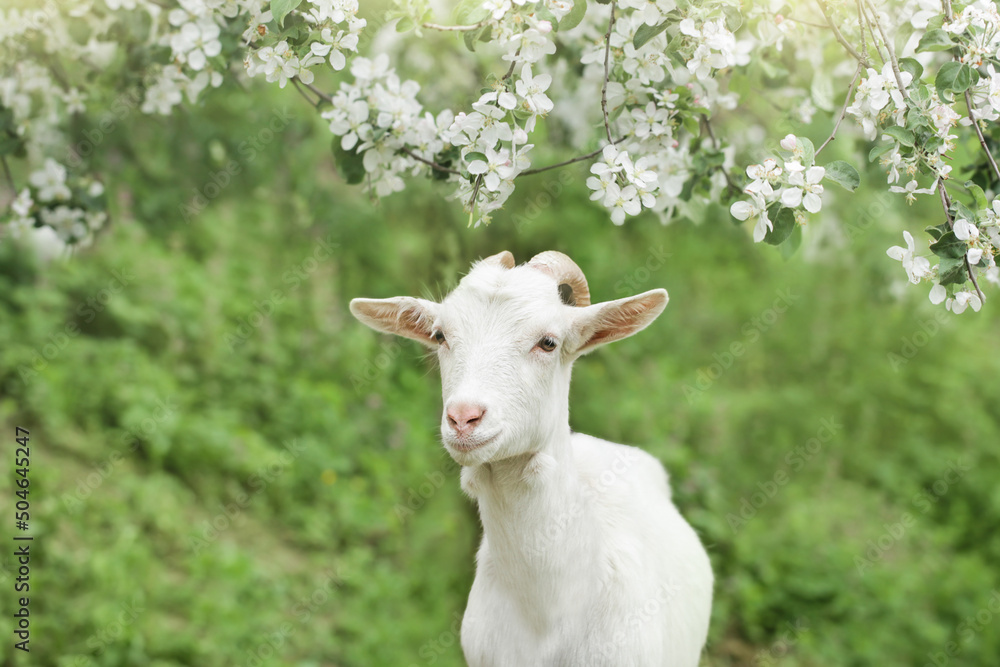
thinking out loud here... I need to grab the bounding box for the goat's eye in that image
[433,330,446,345]
[537,336,557,352]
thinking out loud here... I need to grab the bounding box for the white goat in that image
[350,251,713,667]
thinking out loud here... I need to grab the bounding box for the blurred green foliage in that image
[1,75,1000,667]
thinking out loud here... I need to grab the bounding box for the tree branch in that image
[938,0,1000,186]
[856,0,868,65]
[937,180,986,303]
[817,64,863,156]
[600,2,617,144]
[301,80,334,104]
[964,90,1000,184]
[292,79,322,109]
[865,1,907,97]
[1,156,15,196]
[783,15,828,29]
[422,21,487,32]
[400,147,462,175]
[859,0,887,64]
[501,48,520,82]
[816,0,866,65]
[520,137,625,176]
[467,174,483,225]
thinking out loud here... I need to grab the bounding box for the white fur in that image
[350,256,713,666]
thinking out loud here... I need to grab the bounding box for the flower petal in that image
[886,245,906,260]
[730,201,753,221]
[781,188,803,208]
[803,192,822,213]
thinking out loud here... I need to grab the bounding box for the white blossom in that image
[604,182,641,225]
[886,231,931,283]
[889,179,935,204]
[947,290,983,313]
[745,159,782,197]
[781,166,825,213]
[954,218,979,241]
[29,159,71,202]
[929,283,947,304]
[515,65,553,115]
[731,192,772,243]
[468,147,514,192]
[170,18,222,71]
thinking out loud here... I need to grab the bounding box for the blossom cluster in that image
[298,0,751,226]
[0,0,998,315]
[566,8,749,224]
[6,159,106,260]
[846,62,911,141]
[244,0,366,88]
[730,134,829,243]
[886,209,1000,314]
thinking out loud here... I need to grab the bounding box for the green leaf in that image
[331,139,366,185]
[633,20,670,49]
[455,0,489,24]
[883,126,915,146]
[937,256,967,286]
[682,114,700,137]
[936,61,974,100]
[271,0,303,27]
[464,152,486,165]
[0,107,15,131]
[925,222,948,241]
[916,28,954,53]
[930,231,967,260]
[764,207,796,246]
[395,16,415,32]
[924,135,944,154]
[909,83,931,104]
[464,24,491,51]
[898,57,924,83]
[797,137,815,168]
[953,201,976,222]
[824,160,860,191]
[869,141,895,162]
[894,21,915,55]
[0,134,25,157]
[722,5,743,32]
[969,66,981,87]
[966,180,988,210]
[811,73,834,112]
[779,224,803,259]
[535,5,557,27]
[559,0,587,31]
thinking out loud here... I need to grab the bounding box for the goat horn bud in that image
[527,251,591,307]
[482,250,515,270]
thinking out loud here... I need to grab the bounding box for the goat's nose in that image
[447,403,486,436]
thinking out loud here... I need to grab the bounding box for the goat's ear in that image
[569,289,668,357]
[349,297,439,347]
